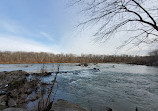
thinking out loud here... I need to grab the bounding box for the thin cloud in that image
[39,32,54,42]
[0,19,29,34]
[0,35,60,53]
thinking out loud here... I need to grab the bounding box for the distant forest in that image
[0,51,157,66]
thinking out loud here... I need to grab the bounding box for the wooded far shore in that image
[0,51,157,66]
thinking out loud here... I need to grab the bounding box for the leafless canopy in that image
[72,0,158,47]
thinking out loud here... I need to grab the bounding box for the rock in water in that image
[105,107,112,111]
[51,99,89,111]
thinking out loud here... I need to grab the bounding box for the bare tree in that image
[72,0,158,48]
[149,49,158,56]
[148,49,158,65]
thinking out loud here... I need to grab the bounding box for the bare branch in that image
[72,0,158,48]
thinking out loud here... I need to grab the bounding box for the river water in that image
[0,63,158,111]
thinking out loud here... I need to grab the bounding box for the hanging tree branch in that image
[73,0,158,47]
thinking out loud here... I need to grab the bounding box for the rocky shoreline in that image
[0,70,112,111]
[0,70,40,111]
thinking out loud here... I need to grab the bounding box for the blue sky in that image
[0,0,73,53]
[0,0,155,55]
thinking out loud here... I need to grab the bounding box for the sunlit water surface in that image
[0,63,158,111]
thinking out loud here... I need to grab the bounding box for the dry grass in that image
[37,65,60,111]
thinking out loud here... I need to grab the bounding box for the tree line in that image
[0,51,157,66]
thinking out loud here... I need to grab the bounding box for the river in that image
[0,63,158,111]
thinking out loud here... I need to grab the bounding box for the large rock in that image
[7,98,17,107]
[51,99,89,111]
[20,94,27,99]
[8,78,27,90]
[0,70,28,90]
[25,93,40,102]
[77,63,88,67]
[0,105,8,110]
[105,107,112,111]
[0,70,41,109]
[0,95,7,110]
[3,108,27,111]
[0,95,7,103]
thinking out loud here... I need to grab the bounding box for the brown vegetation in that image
[0,51,155,66]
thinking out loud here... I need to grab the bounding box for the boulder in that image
[26,94,40,102]
[7,98,17,107]
[25,92,40,103]
[20,94,27,99]
[105,107,112,111]
[0,70,28,91]
[0,101,6,106]
[93,68,100,71]
[8,78,26,90]
[76,63,88,67]
[25,88,32,95]
[0,95,7,103]
[0,105,8,110]
[83,63,88,67]
[0,95,7,109]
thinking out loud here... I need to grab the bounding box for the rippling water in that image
[0,63,158,111]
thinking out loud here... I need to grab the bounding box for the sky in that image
[0,0,156,56]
